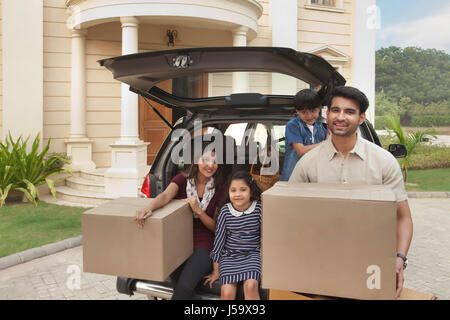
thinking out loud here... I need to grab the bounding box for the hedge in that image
[376,115,450,129]
[380,136,450,170]
[409,115,450,127]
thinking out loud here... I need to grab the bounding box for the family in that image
[134,86,414,300]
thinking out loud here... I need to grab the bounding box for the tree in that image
[376,47,450,106]
[375,91,400,117]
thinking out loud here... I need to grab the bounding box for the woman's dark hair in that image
[220,170,262,207]
[293,89,322,111]
[329,86,369,114]
[183,134,225,191]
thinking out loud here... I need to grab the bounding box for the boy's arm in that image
[292,141,325,156]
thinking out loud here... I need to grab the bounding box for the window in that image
[165,121,287,184]
[311,0,336,6]
[306,0,344,12]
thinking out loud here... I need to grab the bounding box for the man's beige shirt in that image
[288,134,408,202]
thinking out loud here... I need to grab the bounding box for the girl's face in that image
[197,151,218,179]
[229,179,251,210]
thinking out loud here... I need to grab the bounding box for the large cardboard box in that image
[261,182,397,300]
[82,197,193,281]
[269,288,437,300]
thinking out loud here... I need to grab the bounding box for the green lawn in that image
[0,201,87,258]
[406,168,450,192]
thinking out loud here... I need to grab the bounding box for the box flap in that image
[263,182,396,202]
[83,197,191,220]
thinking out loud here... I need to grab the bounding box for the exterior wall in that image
[3,0,44,142]
[211,0,272,97]
[249,0,271,95]
[298,0,354,85]
[85,22,121,168]
[43,0,71,155]
[353,0,376,123]
[271,0,302,94]
[0,1,3,141]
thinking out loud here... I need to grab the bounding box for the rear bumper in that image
[116,277,269,300]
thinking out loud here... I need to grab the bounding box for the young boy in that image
[280,89,329,181]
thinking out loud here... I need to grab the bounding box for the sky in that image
[376,0,450,53]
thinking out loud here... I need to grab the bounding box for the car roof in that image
[99,46,346,116]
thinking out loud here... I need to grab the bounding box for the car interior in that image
[163,120,290,187]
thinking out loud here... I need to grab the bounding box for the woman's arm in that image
[135,182,179,228]
[184,199,219,233]
[199,206,220,233]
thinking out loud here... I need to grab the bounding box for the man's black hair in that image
[329,86,369,114]
[293,89,322,111]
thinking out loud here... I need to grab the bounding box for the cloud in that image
[377,4,450,52]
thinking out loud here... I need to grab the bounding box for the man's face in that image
[326,96,366,137]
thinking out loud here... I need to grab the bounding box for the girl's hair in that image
[183,134,225,191]
[221,170,262,207]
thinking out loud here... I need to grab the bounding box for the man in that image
[289,86,413,298]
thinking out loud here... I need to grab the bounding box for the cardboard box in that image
[269,288,437,300]
[82,197,193,281]
[261,182,397,300]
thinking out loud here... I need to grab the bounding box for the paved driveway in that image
[0,198,449,300]
[403,198,450,299]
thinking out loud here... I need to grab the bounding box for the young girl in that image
[204,171,262,300]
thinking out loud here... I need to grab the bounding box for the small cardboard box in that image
[82,197,193,281]
[261,182,397,300]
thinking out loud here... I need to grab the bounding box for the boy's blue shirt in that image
[280,115,328,181]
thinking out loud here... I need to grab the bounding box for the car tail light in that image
[141,174,151,198]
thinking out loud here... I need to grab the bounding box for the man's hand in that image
[135,208,152,229]
[395,257,405,298]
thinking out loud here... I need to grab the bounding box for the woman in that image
[135,135,226,300]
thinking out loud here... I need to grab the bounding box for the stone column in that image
[232,26,249,94]
[65,29,96,171]
[119,16,140,142]
[104,17,149,197]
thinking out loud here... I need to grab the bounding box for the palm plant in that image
[384,116,437,182]
[0,138,16,207]
[0,133,72,207]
